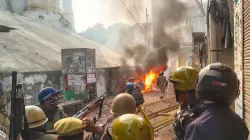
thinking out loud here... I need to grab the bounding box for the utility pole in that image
[209,1,223,63]
[209,14,218,63]
[146,8,149,48]
[145,8,148,47]
[145,8,149,48]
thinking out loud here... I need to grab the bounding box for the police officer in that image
[54,117,103,140]
[110,93,137,116]
[38,87,67,132]
[125,82,134,95]
[110,114,154,140]
[0,125,8,140]
[156,71,167,99]
[185,62,249,140]
[84,93,138,140]
[125,83,144,107]
[25,105,58,140]
[169,66,201,140]
[0,81,10,134]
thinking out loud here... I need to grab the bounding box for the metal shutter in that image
[244,0,250,128]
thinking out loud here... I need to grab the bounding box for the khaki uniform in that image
[0,114,9,132]
[85,117,115,140]
[157,76,167,98]
[29,131,58,140]
[38,105,66,131]
[0,94,9,133]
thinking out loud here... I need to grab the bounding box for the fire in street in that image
[133,65,166,93]
[142,71,157,93]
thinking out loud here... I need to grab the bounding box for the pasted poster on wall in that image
[87,74,96,84]
[62,49,86,75]
[61,48,96,101]
[67,74,85,94]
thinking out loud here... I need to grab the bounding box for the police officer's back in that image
[125,83,144,106]
[111,114,153,140]
[185,63,249,140]
[83,93,138,140]
[25,105,57,140]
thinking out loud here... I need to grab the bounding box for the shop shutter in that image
[243,0,250,128]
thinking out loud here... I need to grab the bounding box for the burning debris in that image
[113,0,187,92]
[142,71,157,93]
[119,0,188,93]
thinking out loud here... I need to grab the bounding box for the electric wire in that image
[133,0,140,23]
[119,0,145,34]
[194,0,205,16]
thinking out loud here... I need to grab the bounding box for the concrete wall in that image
[62,0,75,30]
[10,0,25,14]
[185,2,207,34]
[25,0,60,12]
[0,0,13,12]
[61,48,96,101]
[21,10,72,32]
[2,71,62,115]
[104,66,136,96]
[96,69,106,96]
[234,0,243,118]
[10,0,75,32]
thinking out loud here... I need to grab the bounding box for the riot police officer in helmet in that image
[185,62,249,140]
[169,66,201,140]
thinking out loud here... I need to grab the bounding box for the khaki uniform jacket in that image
[29,131,58,140]
[38,105,66,131]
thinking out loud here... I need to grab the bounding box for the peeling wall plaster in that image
[3,71,62,106]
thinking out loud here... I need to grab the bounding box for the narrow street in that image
[88,84,177,140]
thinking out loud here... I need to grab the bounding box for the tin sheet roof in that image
[0,10,132,72]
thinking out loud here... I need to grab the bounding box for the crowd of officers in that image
[0,62,249,140]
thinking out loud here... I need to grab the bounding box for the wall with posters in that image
[2,71,62,115]
[61,48,96,101]
[234,0,243,118]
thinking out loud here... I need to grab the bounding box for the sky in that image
[72,0,207,33]
[72,0,151,33]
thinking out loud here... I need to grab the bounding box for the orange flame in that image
[142,71,157,93]
[132,64,166,93]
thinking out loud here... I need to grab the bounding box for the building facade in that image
[151,0,207,70]
[10,0,75,32]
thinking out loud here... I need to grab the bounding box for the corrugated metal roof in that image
[0,10,132,72]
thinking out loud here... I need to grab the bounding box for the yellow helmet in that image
[111,114,153,140]
[169,66,198,91]
[110,93,137,116]
[25,105,48,129]
[54,117,84,137]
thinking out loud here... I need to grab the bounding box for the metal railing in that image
[138,96,179,131]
